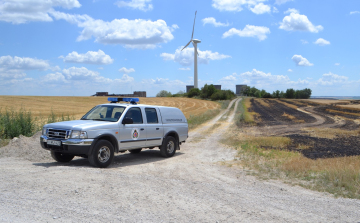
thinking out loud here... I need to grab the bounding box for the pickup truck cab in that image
[40,98,188,168]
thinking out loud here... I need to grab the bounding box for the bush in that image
[156,90,172,97]
[0,108,36,139]
[187,88,201,98]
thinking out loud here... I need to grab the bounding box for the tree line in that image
[156,84,236,101]
[242,86,312,99]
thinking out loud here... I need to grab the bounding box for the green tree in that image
[200,84,217,99]
[285,88,296,99]
[156,90,172,97]
[187,88,200,98]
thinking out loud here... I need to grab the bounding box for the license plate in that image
[47,140,61,146]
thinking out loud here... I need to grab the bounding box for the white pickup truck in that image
[40,98,188,168]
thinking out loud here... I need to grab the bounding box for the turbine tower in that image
[181,11,201,89]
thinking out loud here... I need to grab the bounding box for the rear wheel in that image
[129,148,142,154]
[51,151,74,162]
[88,140,114,168]
[160,136,176,158]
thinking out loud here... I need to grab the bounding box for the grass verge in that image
[188,99,233,130]
[236,97,256,126]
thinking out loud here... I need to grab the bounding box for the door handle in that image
[156,128,159,130]
[140,128,145,131]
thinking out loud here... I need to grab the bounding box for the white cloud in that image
[0,56,50,70]
[61,50,114,64]
[249,3,271,14]
[288,69,293,72]
[273,7,279,13]
[222,25,270,41]
[220,74,237,81]
[44,72,67,83]
[211,0,266,12]
[292,55,313,66]
[350,11,360,15]
[314,38,330,46]
[301,39,308,44]
[161,47,231,67]
[44,67,134,85]
[63,67,99,80]
[317,72,348,85]
[334,63,340,66]
[279,11,323,33]
[219,69,309,91]
[50,11,176,49]
[119,67,135,73]
[0,0,81,24]
[115,0,153,12]
[284,8,299,14]
[202,17,229,27]
[275,0,292,5]
[179,68,190,71]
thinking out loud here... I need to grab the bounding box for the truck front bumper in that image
[40,135,94,156]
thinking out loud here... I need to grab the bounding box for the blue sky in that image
[0,0,359,97]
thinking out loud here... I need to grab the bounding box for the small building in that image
[186,85,194,93]
[236,85,247,96]
[134,91,146,97]
[213,85,221,90]
[96,92,108,96]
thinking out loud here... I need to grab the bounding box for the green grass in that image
[187,99,234,130]
[0,108,74,147]
[236,97,256,126]
[187,109,221,130]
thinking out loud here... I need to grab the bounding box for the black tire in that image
[51,151,74,163]
[160,136,177,158]
[88,140,114,168]
[129,148,142,154]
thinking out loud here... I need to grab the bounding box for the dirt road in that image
[1,98,360,222]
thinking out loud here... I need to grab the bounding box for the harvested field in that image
[0,96,220,119]
[339,104,360,109]
[286,134,360,159]
[249,98,317,126]
[305,99,351,105]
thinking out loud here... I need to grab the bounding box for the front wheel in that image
[88,140,114,168]
[160,136,177,158]
[51,151,74,162]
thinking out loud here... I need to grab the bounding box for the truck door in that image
[119,107,147,149]
[145,107,163,147]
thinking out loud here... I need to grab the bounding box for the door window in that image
[124,107,143,124]
[145,108,158,124]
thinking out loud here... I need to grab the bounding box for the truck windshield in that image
[81,105,125,122]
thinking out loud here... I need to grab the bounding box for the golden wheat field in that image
[0,96,220,119]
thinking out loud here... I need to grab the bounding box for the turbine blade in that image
[181,40,192,51]
[191,11,197,40]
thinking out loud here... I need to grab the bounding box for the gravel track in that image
[1,98,360,222]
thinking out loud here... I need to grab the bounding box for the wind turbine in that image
[181,11,201,89]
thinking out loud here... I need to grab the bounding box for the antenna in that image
[181,11,201,89]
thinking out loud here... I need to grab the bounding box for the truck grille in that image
[47,129,70,139]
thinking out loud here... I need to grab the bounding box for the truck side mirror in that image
[122,117,133,124]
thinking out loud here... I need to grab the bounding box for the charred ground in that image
[246,98,360,160]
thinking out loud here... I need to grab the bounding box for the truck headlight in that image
[71,131,88,139]
[42,127,47,136]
